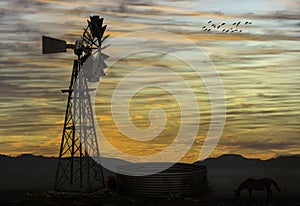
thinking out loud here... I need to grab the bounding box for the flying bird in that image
[200,20,252,34]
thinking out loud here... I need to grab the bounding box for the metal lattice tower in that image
[42,16,109,192]
[54,59,104,192]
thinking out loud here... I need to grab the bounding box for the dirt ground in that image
[0,189,299,206]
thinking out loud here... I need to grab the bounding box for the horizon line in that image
[1,153,299,162]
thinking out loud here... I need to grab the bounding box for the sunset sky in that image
[0,0,299,162]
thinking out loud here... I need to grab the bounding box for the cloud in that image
[232,140,298,151]
[0,0,299,161]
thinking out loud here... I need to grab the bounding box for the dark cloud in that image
[0,140,19,146]
[236,140,298,151]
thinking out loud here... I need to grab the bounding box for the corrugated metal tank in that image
[116,163,207,198]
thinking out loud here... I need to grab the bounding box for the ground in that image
[0,189,299,206]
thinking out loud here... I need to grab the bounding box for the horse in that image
[234,178,282,200]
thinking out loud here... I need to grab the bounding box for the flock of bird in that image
[202,20,253,33]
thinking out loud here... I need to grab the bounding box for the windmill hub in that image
[74,40,84,56]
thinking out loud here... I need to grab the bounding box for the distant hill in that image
[0,154,58,190]
[193,154,300,194]
[195,154,263,167]
[194,154,300,168]
[0,154,128,190]
[194,154,300,177]
[0,154,299,191]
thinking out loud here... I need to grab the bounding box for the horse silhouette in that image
[234,178,282,200]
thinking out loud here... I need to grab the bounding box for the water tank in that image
[117,162,207,198]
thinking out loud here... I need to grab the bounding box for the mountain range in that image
[1,154,299,191]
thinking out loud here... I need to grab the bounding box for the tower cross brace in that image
[54,58,105,192]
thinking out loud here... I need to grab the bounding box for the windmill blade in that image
[101,53,109,60]
[83,51,108,83]
[101,34,110,43]
[102,44,110,50]
[83,27,94,41]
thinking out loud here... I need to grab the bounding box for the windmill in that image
[42,16,109,192]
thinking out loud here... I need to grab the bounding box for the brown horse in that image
[234,178,282,200]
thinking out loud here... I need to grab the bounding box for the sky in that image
[0,0,300,162]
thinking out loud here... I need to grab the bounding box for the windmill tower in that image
[42,16,109,192]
